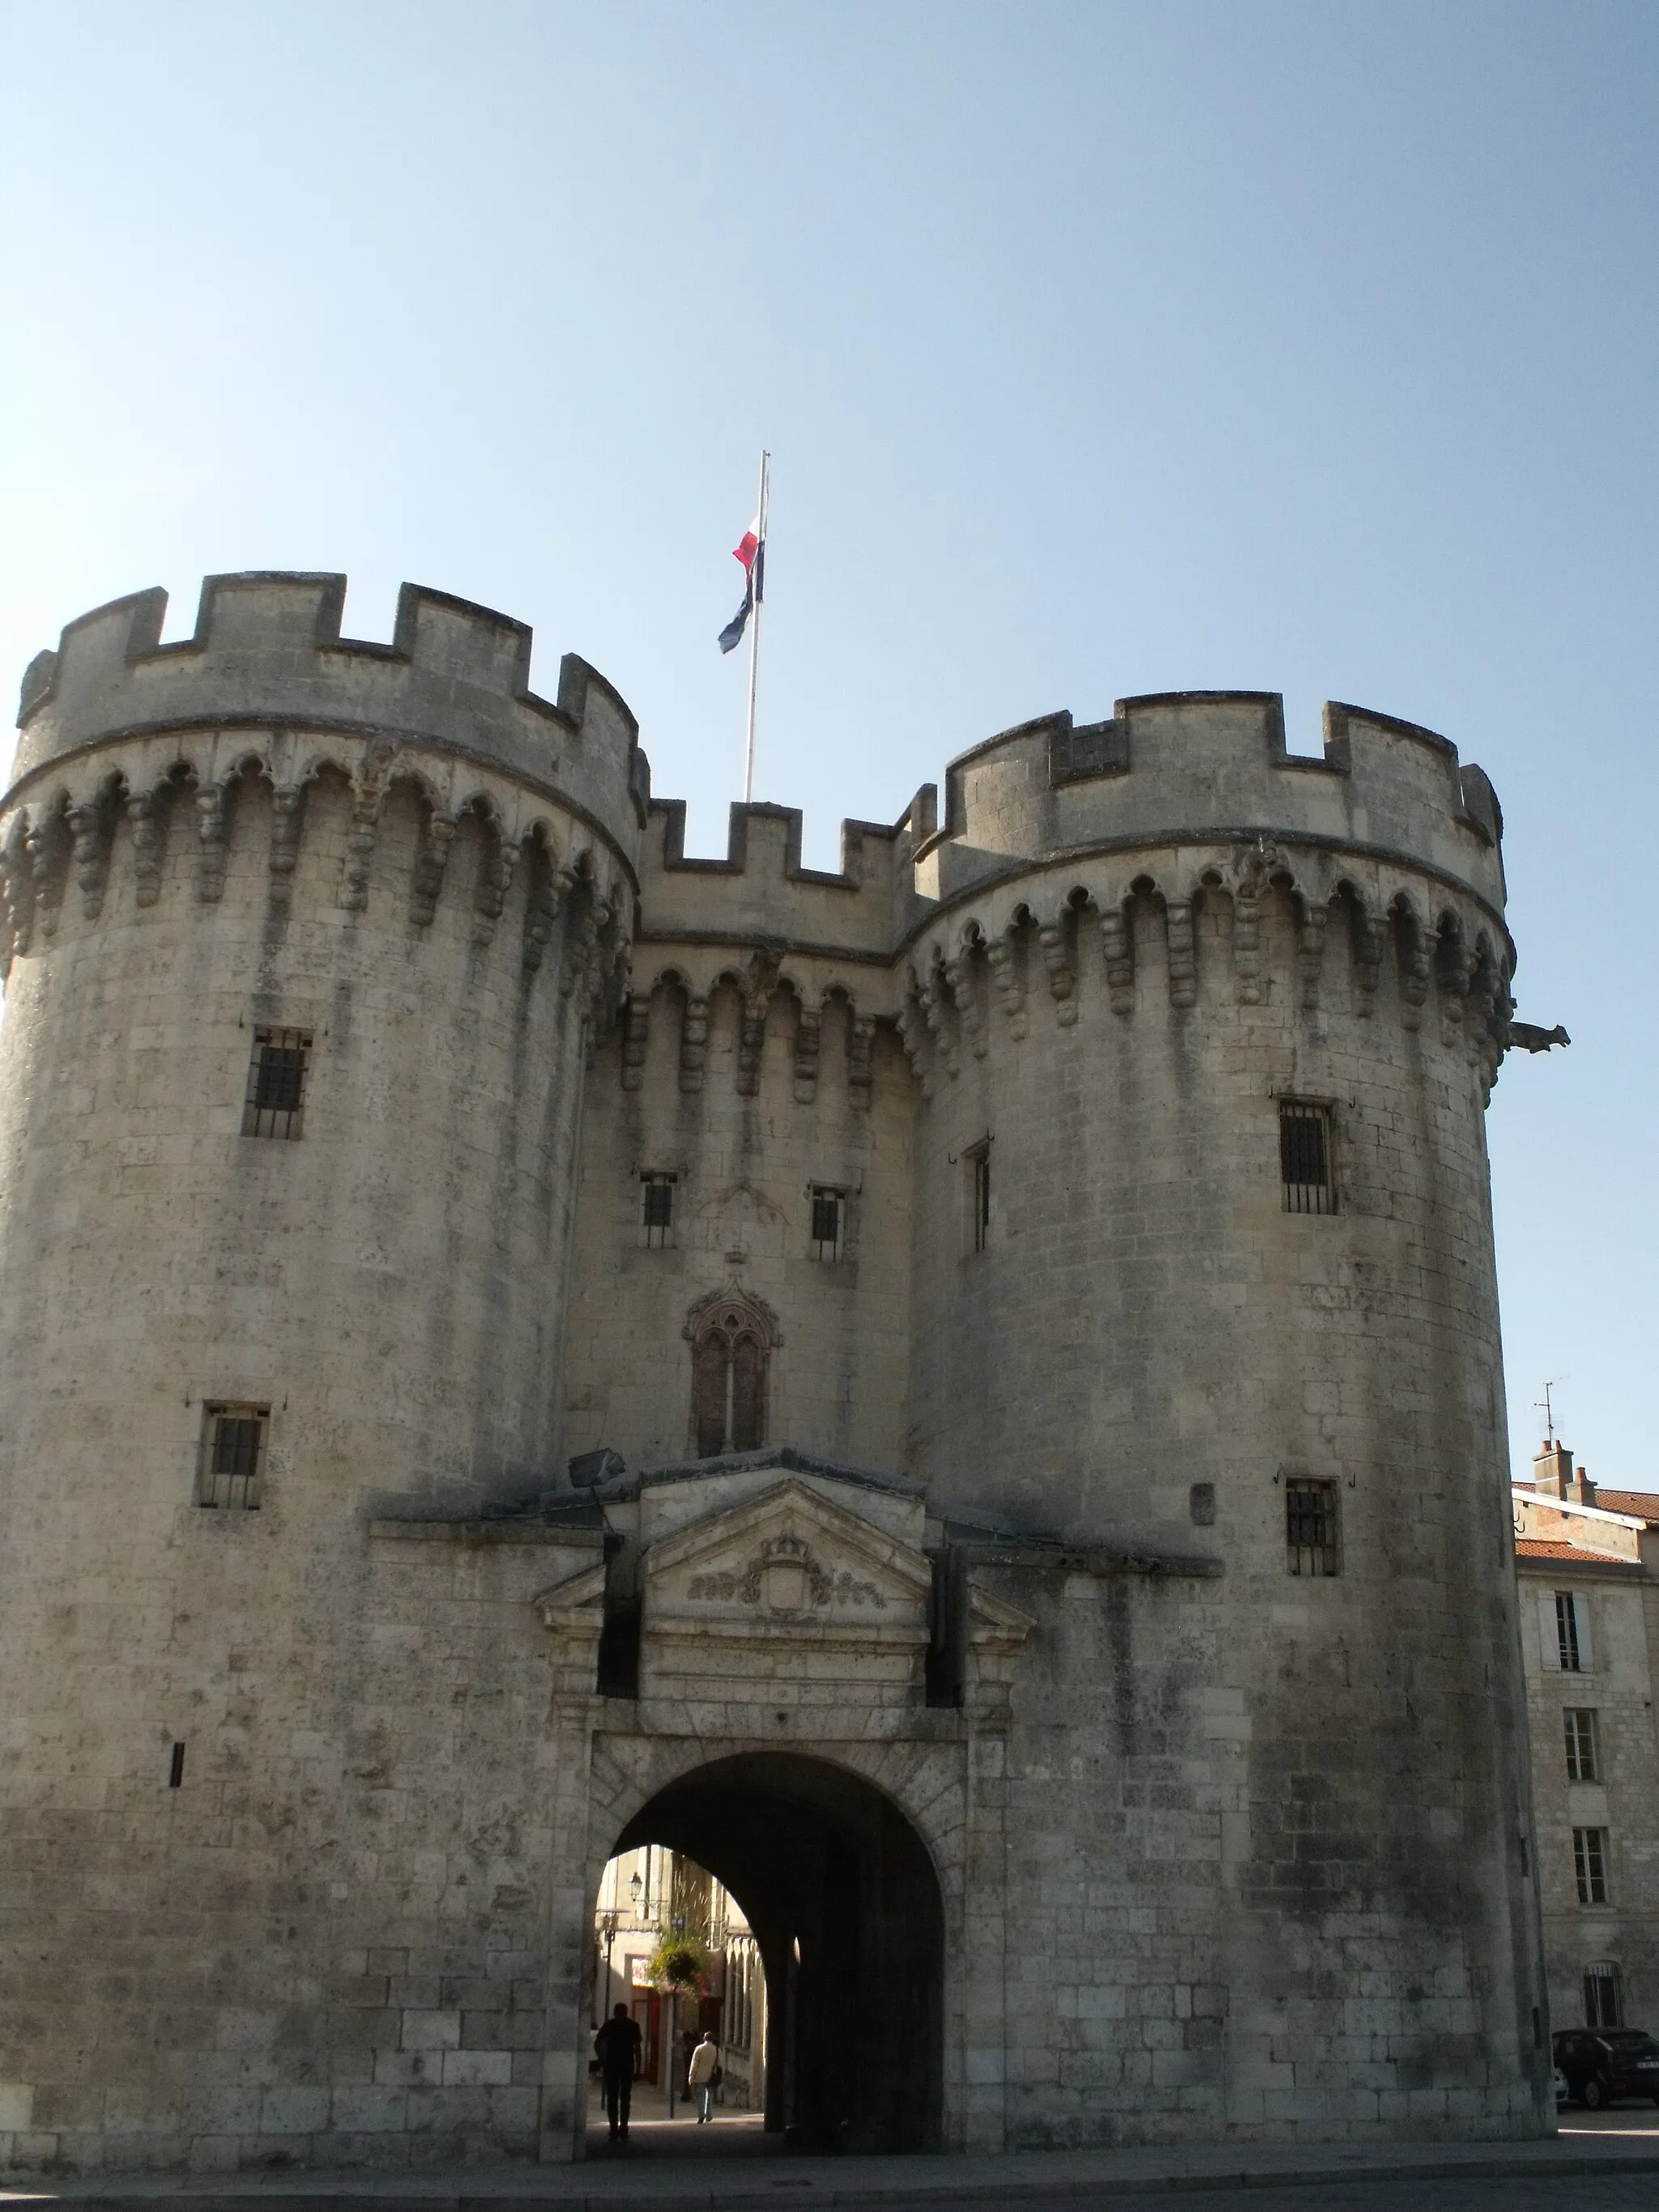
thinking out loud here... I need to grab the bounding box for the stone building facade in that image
[1512,1443,1659,2039]
[0,573,1552,2171]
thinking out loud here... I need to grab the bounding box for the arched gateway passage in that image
[607,1752,944,2153]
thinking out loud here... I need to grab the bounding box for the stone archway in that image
[609,1750,945,2153]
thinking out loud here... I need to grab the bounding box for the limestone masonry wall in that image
[0,578,1550,2170]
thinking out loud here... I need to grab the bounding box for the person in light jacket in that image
[688,2030,720,2123]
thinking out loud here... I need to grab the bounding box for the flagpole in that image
[742,450,770,803]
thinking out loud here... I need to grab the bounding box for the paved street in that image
[913,2185,1659,2212]
[6,2114,1658,2211]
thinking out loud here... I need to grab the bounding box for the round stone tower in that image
[0,575,640,2165]
[0,590,1550,2163]
[897,691,1548,2134]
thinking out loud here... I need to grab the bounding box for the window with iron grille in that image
[639,1174,676,1250]
[1557,1590,1584,1673]
[1279,1101,1336,1214]
[242,1028,311,1140]
[1565,1708,1601,1784]
[198,1403,269,1511]
[1573,1826,1610,1906]
[1584,1960,1622,2027]
[1286,1477,1340,1575]
[967,1144,992,1254]
[809,1186,844,1262]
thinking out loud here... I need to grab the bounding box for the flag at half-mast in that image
[718,514,765,654]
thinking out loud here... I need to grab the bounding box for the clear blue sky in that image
[2,1,1654,1491]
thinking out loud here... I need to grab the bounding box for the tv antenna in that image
[1535,1377,1567,1444]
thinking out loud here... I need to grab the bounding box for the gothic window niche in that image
[684,1291,780,1459]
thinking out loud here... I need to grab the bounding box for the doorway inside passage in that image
[587,1751,945,2155]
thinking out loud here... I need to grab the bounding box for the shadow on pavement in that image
[584,2078,781,2159]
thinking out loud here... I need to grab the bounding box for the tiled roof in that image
[1515,1537,1631,1562]
[1588,1488,1659,1524]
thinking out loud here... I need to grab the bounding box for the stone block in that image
[399,2010,461,2052]
[439,2050,511,2087]
[328,2087,407,2134]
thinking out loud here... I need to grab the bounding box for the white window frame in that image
[1540,1588,1593,1673]
[1573,1825,1611,1907]
[1564,1707,1601,1784]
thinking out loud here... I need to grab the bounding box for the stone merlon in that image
[13,572,650,867]
[913,693,1505,921]
[11,577,1508,961]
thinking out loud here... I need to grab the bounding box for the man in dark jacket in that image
[593,2003,643,2142]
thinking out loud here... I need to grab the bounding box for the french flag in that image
[718,517,765,654]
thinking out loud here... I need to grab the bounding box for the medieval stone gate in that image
[532,1460,1034,2157]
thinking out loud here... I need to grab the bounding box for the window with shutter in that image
[640,1174,676,1248]
[1555,1591,1592,1672]
[808,1187,844,1262]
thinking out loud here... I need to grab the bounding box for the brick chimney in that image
[1531,1438,1597,1507]
[1533,1438,1573,1497]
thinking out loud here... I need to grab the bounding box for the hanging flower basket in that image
[648,1934,710,1993]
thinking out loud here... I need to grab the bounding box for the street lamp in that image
[597,1907,620,2004]
[629,1869,643,1914]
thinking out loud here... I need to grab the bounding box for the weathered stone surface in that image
[0,578,1546,2172]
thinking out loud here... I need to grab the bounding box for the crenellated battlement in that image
[0,566,1552,2170]
[12,573,649,866]
[7,580,1523,1089]
[638,793,928,962]
[912,690,1505,923]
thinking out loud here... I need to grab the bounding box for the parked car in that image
[1553,2063,1570,2106]
[1553,2027,1659,2108]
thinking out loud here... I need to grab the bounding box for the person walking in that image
[593,2003,642,2144]
[688,2029,720,2124]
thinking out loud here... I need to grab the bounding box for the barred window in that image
[1584,1960,1622,2028]
[1557,1591,1584,1673]
[1279,1101,1335,1214]
[1286,1477,1340,1575]
[809,1186,844,1263]
[966,1144,992,1254]
[1573,1826,1610,1906]
[198,1403,269,1511]
[1564,1708,1600,1784]
[640,1174,676,1250]
[242,1028,311,1140]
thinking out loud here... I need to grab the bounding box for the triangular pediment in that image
[643,1477,930,1634]
[530,1558,607,1637]
[967,1580,1036,1652]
